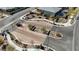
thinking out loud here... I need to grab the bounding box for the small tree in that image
[28,24,33,30]
[41,27,48,34]
[6,44,15,51]
[0,9,3,18]
[0,35,4,45]
[56,33,62,37]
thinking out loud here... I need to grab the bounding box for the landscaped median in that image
[6,32,23,51]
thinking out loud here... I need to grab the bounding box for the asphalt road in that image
[74,20,79,51]
[43,12,79,51]
[0,7,35,32]
[73,12,79,51]
[43,24,74,51]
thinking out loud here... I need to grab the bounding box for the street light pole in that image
[72,20,76,51]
